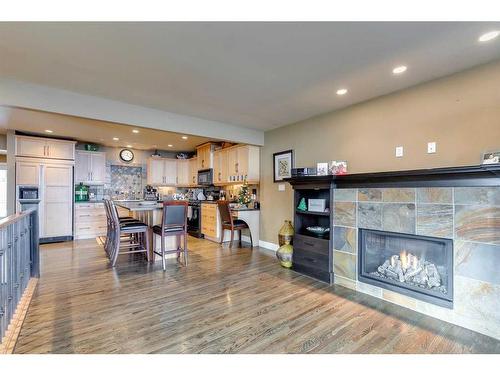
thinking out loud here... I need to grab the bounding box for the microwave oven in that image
[197,169,213,186]
[19,186,39,200]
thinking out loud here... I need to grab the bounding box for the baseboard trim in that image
[258,240,279,251]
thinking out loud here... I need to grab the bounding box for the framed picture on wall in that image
[273,150,294,182]
[482,151,500,165]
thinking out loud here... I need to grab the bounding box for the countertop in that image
[114,201,163,211]
[114,200,260,212]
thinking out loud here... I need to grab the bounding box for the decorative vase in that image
[278,220,294,246]
[276,243,293,268]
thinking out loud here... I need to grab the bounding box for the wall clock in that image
[119,148,134,162]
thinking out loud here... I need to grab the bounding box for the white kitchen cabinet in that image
[16,161,40,186]
[164,159,177,185]
[147,157,165,185]
[147,157,178,186]
[176,159,189,186]
[74,202,107,239]
[75,150,106,184]
[15,135,75,160]
[42,163,73,238]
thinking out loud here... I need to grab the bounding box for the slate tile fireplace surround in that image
[287,165,500,340]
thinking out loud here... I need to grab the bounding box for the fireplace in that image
[358,229,453,308]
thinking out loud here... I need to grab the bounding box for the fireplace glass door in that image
[358,229,453,308]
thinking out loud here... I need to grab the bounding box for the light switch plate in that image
[395,146,404,158]
[427,142,436,154]
[278,183,286,192]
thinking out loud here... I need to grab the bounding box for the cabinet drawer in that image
[294,234,329,255]
[75,212,106,222]
[293,248,330,272]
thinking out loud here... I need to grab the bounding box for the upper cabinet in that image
[213,148,228,185]
[196,143,213,170]
[176,159,190,187]
[147,157,178,186]
[15,135,75,160]
[75,150,106,184]
[188,157,198,187]
[224,145,260,184]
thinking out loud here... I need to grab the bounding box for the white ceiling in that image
[0,106,214,151]
[1,22,500,130]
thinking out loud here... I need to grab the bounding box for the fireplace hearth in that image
[358,229,453,308]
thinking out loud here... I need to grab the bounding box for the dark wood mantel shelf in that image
[285,164,500,188]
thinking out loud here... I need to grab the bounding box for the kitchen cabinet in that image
[213,148,228,185]
[201,203,220,240]
[41,163,73,239]
[226,145,260,184]
[15,135,75,160]
[75,150,106,184]
[176,159,190,186]
[16,161,40,186]
[188,157,198,187]
[147,157,178,186]
[196,143,213,170]
[147,157,165,185]
[74,202,107,240]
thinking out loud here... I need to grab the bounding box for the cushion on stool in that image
[152,224,185,235]
[120,221,148,230]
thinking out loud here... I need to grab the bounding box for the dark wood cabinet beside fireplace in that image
[287,178,334,284]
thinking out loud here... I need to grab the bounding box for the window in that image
[0,165,7,218]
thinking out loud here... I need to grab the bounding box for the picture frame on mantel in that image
[273,149,294,182]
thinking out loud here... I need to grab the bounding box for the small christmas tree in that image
[238,179,252,206]
[297,197,307,211]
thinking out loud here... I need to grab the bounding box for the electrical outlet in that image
[427,142,436,154]
[278,183,285,192]
[395,146,404,158]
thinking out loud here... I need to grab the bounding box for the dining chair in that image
[152,200,188,271]
[217,200,253,248]
[106,199,151,267]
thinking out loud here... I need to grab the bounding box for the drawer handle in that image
[79,227,91,230]
[304,242,314,247]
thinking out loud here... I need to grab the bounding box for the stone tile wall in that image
[332,186,500,340]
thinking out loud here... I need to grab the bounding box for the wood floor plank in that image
[13,237,500,354]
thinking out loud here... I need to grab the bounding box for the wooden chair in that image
[217,201,253,248]
[152,201,188,271]
[106,199,150,267]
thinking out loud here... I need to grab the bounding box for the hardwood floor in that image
[14,237,500,354]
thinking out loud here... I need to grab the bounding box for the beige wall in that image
[260,60,500,245]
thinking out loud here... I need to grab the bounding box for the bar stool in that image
[218,200,253,248]
[106,199,150,267]
[103,199,140,258]
[152,201,188,271]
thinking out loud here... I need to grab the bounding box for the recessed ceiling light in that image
[132,129,140,134]
[168,144,173,147]
[336,88,348,96]
[113,137,119,141]
[392,65,407,75]
[45,129,53,133]
[126,145,132,148]
[479,30,499,42]
[182,136,188,140]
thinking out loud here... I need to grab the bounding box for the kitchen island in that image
[114,200,259,250]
